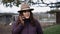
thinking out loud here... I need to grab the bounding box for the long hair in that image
[16,11,36,27]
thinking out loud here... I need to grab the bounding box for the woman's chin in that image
[25,17,30,19]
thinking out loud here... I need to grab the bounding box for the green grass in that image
[44,25,60,34]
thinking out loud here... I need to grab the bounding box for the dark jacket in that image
[12,19,43,34]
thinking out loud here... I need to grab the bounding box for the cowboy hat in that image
[18,3,34,12]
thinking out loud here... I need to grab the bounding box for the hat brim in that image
[18,9,34,12]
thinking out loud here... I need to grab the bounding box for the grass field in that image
[44,25,60,34]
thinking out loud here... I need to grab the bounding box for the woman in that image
[12,3,43,34]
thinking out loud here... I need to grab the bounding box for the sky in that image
[0,0,59,13]
[0,4,50,13]
[0,4,19,13]
[43,0,57,3]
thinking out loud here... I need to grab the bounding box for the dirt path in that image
[0,24,12,34]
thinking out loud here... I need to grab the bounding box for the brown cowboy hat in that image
[18,3,34,12]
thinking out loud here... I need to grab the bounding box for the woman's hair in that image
[16,11,36,27]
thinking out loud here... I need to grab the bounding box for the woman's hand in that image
[19,16,24,25]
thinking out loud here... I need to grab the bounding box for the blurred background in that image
[0,0,60,34]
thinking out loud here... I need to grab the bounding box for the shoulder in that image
[34,18,40,24]
[34,18,41,26]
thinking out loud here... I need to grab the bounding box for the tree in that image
[1,0,45,7]
[49,2,60,8]
[47,9,60,24]
[2,0,21,7]
[48,2,60,24]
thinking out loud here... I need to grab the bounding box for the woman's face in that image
[22,10,30,19]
